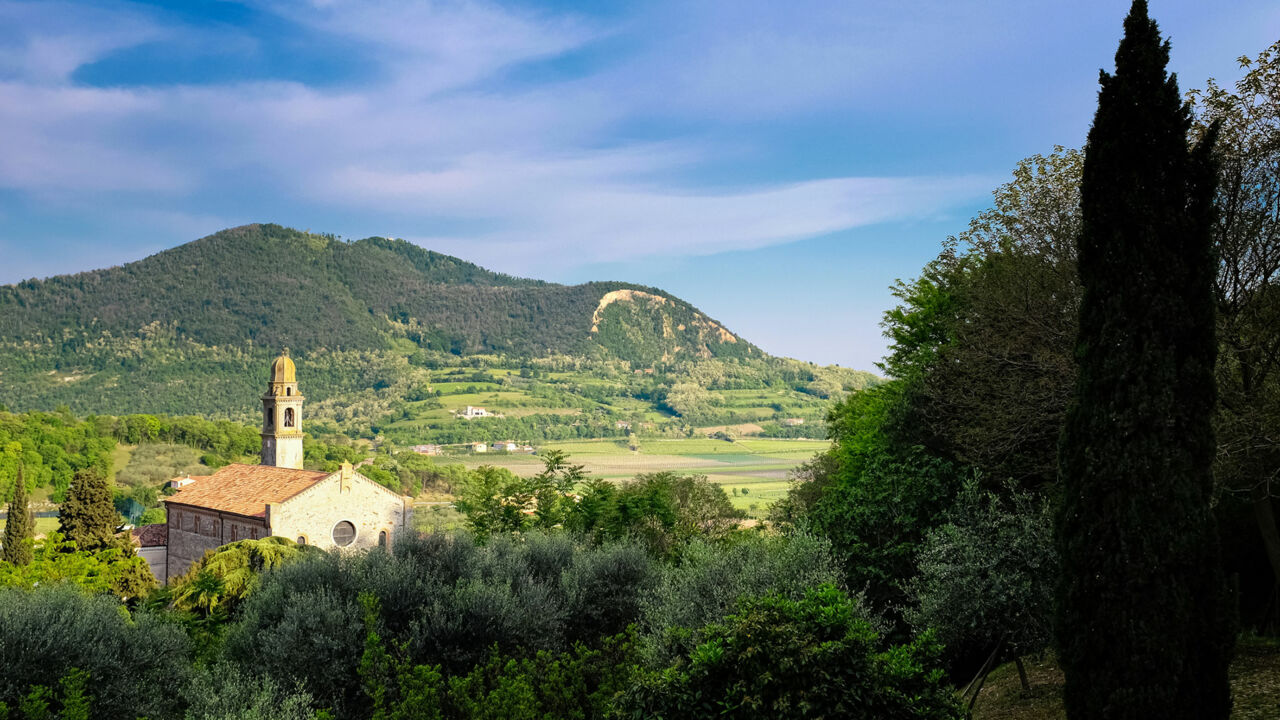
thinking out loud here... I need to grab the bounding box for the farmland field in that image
[444,436,827,517]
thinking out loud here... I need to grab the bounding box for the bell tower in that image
[261,349,304,469]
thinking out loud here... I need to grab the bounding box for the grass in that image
[110,443,135,481]
[413,503,467,534]
[446,437,824,515]
[115,443,207,488]
[0,516,60,539]
[973,638,1280,720]
[34,517,58,537]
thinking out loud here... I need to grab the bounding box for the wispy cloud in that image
[17,0,1269,285]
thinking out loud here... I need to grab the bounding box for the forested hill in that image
[0,224,758,362]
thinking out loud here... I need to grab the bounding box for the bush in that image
[623,584,963,720]
[906,478,1057,667]
[0,587,190,720]
[225,533,658,716]
[182,664,321,720]
[640,533,847,664]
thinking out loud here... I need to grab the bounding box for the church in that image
[134,352,413,583]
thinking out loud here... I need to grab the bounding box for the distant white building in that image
[411,444,441,456]
[461,406,489,418]
[493,441,517,452]
[472,442,488,453]
[782,418,806,426]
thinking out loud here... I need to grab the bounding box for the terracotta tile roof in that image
[163,463,329,517]
[131,523,168,547]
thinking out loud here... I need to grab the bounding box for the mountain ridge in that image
[0,223,759,362]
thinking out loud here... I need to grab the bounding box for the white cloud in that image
[0,1,163,82]
[0,0,993,274]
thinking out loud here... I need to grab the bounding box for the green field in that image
[0,516,60,538]
[450,437,826,517]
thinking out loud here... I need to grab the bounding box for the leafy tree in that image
[182,664,323,720]
[906,478,1056,690]
[57,469,117,553]
[884,149,1082,488]
[1189,39,1280,624]
[623,585,962,720]
[170,536,320,620]
[225,532,658,715]
[2,465,33,566]
[569,472,743,554]
[454,466,531,538]
[640,533,844,665]
[527,449,585,530]
[0,586,189,720]
[1055,3,1235,717]
[0,532,155,599]
[786,383,960,627]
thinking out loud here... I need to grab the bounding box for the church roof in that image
[163,463,329,517]
[131,523,168,548]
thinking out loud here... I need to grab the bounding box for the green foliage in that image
[181,664,322,720]
[56,469,117,553]
[569,471,744,555]
[1189,39,1280,626]
[1056,3,1235,717]
[0,411,114,504]
[788,384,960,626]
[906,478,1056,662]
[0,587,189,720]
[170,537,320,620]
[358,589,640,720]
[639,533,846,664]
[0,532,156,599]
[0,668,92,720]
[3,465,34,566]
[623,584,963,720]
[224,532,658,716]
[526,450,586,530]
[453,466,531,538]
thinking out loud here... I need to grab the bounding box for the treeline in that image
[770,29,1280,711]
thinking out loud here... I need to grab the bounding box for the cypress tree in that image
[2,465,34,565]
[1055,2,1234,718]
[58,468,118,552]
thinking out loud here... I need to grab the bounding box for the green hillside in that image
[0,224,875,440]
[0,224,754,360]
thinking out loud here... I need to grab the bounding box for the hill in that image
[0,224,875,440]
[0,224,756,361]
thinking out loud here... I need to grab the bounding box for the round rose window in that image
[332,521,357,547]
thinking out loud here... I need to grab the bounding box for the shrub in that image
[623,585,963,720]
[181,664,322,720]
[640,533,847,664]
[0,587,189,720]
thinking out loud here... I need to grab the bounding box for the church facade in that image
[141,352,413,582]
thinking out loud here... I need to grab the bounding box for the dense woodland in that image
[2,4,1278,719]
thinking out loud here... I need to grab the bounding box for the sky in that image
[0,1,1276,370]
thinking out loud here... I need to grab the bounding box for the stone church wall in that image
[165,505,267,581]
[268,471,411,550]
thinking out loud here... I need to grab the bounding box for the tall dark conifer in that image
[58,467,118,552]
[1055,2,1235,718]
[2,465,34,565]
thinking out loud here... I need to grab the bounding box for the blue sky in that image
[0,1,1275,370]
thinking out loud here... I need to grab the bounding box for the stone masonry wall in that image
[268,470,411,551]
[165,505,268,581]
